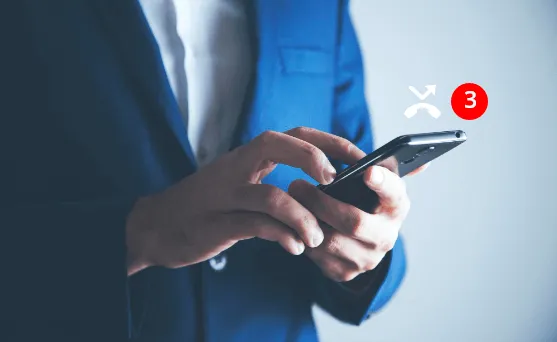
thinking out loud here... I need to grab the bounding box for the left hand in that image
[289,150,427,283]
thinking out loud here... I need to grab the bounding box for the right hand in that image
[125,127,364,276]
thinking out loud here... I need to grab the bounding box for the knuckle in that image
[377,238,396,253]
[324,269,347,282]
[232,144,252,163]
[292,215,313,234]
[340,139,355,156]
[229,145,244,158]
[323,269,341,282]
[392,196,411,218]
[325,235,342,254]
[389,206,401,218]
[289,126,311,136]
[302,144,323,162]
[257,130,278,146]
[348,214,366,237]
[337,271,357,282]
[364,259,379,272]
[357,257,378,272]
[261,186,286,211]
[321,260,344,282]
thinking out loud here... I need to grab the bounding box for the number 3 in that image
[465,91,476,109]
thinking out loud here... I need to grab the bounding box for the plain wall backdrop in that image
[314,0,557,341]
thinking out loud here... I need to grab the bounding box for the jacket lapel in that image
[230,0,279,149]
[94,0,337,167]
[94,0,197,169]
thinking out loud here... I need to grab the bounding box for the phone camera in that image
[455,132,462,138]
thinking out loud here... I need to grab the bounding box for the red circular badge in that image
[451,83,488,120]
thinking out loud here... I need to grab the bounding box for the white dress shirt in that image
[138,0,252,166]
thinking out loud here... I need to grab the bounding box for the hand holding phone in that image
[289,130,466,284]
[318,130,467,212]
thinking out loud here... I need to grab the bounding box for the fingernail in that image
[311,231,324,248]
[323,165,336,184]
[296,242,305,255]
[370,166,384,185]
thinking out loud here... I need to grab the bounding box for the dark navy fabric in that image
[0,1,407,341]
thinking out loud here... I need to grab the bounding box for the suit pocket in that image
[279,47,333,76]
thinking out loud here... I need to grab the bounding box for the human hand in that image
[125,128,359,276]
[289,152,428,282]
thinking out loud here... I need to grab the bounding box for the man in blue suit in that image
[1,0,419,341]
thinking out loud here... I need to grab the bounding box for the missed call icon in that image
[404,85,441,119]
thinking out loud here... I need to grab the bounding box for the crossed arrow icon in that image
[404,85,441,119]
[408,85,436,100]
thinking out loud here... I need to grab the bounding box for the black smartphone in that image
[318,130,467,212]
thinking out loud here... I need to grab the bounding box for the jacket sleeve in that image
[311,0,407,325]
[0,200,135,341]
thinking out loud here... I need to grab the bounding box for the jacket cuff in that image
[315,237,406,325]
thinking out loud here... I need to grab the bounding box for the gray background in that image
[314,0,557,341]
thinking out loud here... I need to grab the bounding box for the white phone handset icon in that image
[403,103,441,119]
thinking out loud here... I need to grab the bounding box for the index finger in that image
[285,127,365,165]
[240,130,337,184]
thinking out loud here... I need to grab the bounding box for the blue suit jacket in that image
[0,1,406,341]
